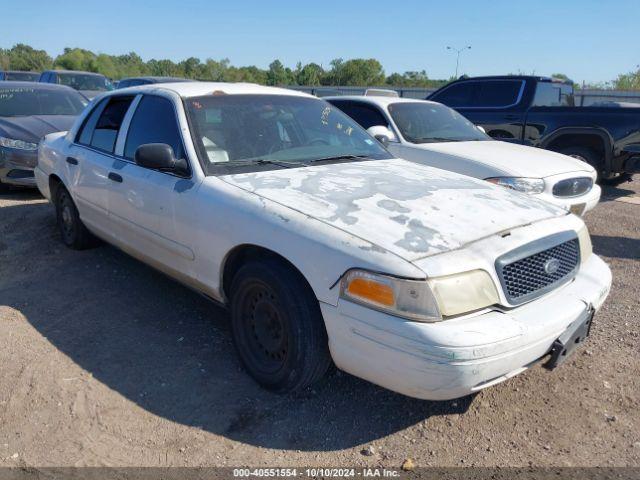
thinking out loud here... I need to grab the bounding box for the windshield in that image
[388,102,489,143]
[186,94,392,174]
[57,73,113,91]
[5,72,40,82]
[0,87,87,117]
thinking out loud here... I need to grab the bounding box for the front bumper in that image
[321,254,611,400]
[0,147,38,187]
[535,183,601,216]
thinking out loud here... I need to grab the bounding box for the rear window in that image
[77,96,134,153]
[532,82,574,107]
[5,72,40,82]
[475,80,524,107]
[56,73,113,91]
[0,87,87,117]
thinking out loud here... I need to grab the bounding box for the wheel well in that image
[547,134,606,160]
[221,245,311,302]
[48,174,63,200]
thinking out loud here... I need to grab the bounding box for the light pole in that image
[446,45,471,78]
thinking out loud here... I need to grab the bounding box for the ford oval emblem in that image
[544,258,561,275]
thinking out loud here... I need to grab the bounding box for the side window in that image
[431,82,479,107]
[117,80,130,89]
[124,95,186,162]
[329,101,388,129]
[83,96,134,153]
[76,98,109,145]
[474,81,524,108]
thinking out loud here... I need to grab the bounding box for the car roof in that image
[42,70,106,77]
[0,81,80,92]
[447,75,573,84]
[120,76,193,83]
[1,70,40,74]
[111,82,314,99]
[324,95,440,107]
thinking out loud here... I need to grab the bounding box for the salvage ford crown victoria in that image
[35,83,612,400]
[326,95,601,216]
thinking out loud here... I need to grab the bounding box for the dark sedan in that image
[0,71,40,82]
[0,82,87,189]
[39,70,114,100]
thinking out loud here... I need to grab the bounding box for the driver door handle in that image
[66,156,78,165]
[108,172,123,183]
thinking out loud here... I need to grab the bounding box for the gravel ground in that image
[0,179,638,470]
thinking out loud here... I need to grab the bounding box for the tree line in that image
[0,44,448,88]
[1,43,638,89]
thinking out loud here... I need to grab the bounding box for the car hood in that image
[220,158,566,261]
[0,115,77,144]
[413,140,594,178]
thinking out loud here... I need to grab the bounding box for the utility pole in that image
[446,45,471,78]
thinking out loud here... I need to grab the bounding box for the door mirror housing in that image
[134,143,189,175]
[367,125,398,146]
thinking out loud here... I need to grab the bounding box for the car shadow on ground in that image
[599,182,636,202]
[591,234,640,261]
[0,200,472,452]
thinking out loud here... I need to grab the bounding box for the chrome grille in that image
[496,232,580,305]
[552,177,593,198]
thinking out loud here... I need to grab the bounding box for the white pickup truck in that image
[35,82,611,400]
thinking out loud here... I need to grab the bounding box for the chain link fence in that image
[286,85,640,105]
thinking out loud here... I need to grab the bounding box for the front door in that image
[106,93,200,281]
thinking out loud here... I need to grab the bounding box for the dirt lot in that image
[0,179,638,470]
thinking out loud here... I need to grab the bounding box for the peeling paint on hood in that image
[220,158,566,261]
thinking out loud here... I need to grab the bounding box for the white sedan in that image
[36,82,611,400]
[326,95,601,216]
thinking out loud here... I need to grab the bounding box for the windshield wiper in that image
[222,158,306,169]
[306,154,370,165]
[413,137,459,143]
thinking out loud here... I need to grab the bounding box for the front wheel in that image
[557,146,603,180]
[55,186,96,250]
[229,258,332,393]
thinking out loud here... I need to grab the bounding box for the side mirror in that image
[134,143,189,175]
[366,125,398,146]
[476,125,486,133]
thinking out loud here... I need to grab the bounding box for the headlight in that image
[339,268,501,321]
[0,137,38,151]
[428,270,500,317]
[486,177,545,194]
[577,224,592,263]
[339,269,441,322]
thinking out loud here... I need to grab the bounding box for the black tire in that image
[0,180,10,194]
[54,186,96,250]
[557,146,603,180]
[229,258,332,393]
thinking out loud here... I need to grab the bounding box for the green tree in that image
[6,44,52,71]
[295,62,324,86]
[267,59,295,85]
[614,69,640,90]
[328,58,385,86]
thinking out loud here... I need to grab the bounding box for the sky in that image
[1,0,638,84]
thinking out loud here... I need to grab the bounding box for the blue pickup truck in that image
[429,75,640,181]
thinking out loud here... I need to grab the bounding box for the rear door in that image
[68,95,135,239]
[107,93,199,280]
[431,79,527,143]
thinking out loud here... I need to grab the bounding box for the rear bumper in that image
[321,254,611,400]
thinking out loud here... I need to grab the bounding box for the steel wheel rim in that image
[239,282,289,375]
